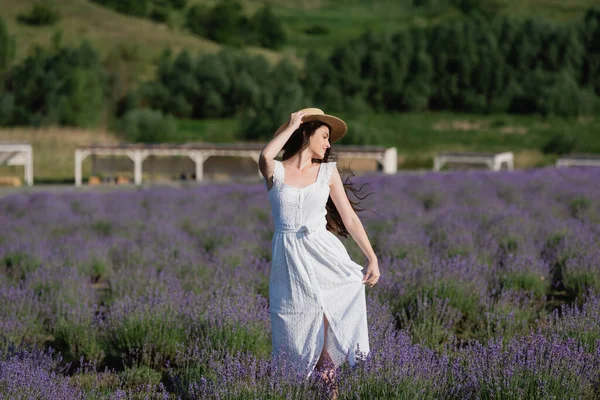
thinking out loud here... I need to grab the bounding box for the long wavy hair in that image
[281,120,376,238]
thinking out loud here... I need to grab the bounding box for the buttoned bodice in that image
[266,160,336,233]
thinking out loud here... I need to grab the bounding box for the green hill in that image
[1,0,282,81]
[1,0,599,183]
[3,0,597,74]
[270,0,599,55]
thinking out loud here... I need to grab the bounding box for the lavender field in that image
[1,167,600,399]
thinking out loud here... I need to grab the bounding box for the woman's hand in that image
[288,110,307,132]
[362,260,380,288]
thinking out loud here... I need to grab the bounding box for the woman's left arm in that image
[329,166,380,286]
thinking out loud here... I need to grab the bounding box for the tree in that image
[17,2,61,26]
[251,4,286,50]
[581,8,600,96]
[185,4,211,37]
[208,0,247,47]
[0,18,16,79]
[90,0,150,18]
[2,41,106,127]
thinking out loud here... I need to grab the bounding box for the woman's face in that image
[309,125,331,159]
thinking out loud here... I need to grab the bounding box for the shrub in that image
[304,24,329,35]
[117,108,178,143]
[0,93,14,125]
[251,4,286,49]
[186,1,286,49]
[90,0,150,18]
[17,2,61,26]
[185,4,210,37]
[541,132,577,155]
[0,18,16,76]
[2,40,106,127]
[149,6,170,23]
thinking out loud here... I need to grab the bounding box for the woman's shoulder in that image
[324,161,337,183]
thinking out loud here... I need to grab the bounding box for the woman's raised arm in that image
[258,110,307,181]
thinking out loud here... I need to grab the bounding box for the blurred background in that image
[0,0,599,184]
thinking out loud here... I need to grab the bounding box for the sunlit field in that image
[1,166,599,399]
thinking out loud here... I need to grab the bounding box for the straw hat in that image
[273,108,347,143]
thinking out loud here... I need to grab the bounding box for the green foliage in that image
[304,24,329,35]
[90,0,150,18]
[90,0,186,22]
[149,6,170,23]
[581,8,600,97]
[239,59,306,141]
[391,279,483,346]
[207,322,272,357]
[185,1,286,49]
[17,2,61,26]
[184,4,210,38]
[251,4,287,50]
[267,9,598,117]
[117,108,178,143]
[208,0,248,47]
[0,18,16,77]
[91,219,113,237]
[132,47,306,140]
[499,272,549,299]
[0,92,14,126]
[119,365,163,389]
[541,132,577,155]
[51,319,105,363]
[2,251,41,282]
[0,18,15,125]
[397,293,462,350]
[105,7,600,136]
[1,40,106,127]
[569,196,591,220]
[563,271,600,300]
[105,306,187,369]
[159,0,186,10]
[415,0,507,15]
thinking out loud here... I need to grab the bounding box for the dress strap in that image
[272,159,284,186]
[323,161,337,186]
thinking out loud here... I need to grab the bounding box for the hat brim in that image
[274,114,347,143]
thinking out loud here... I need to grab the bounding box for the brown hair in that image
[281,120,376,238]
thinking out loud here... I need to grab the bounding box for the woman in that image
[258,108,380,396]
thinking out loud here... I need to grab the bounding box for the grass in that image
[175,118,241,143]
[0,127,120,182]
[334,111,599,168]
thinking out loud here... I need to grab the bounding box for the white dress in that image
[266,159,370,379]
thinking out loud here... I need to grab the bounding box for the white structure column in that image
[434,152,514,172]
[189,152,205,181]
[25,147,33,186]
[383,147,397,174]
[75,149,89,187]
[126,150,148,185]
[0,142,34,186]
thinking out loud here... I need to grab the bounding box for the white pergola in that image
[556,154,600,168]
[433,151,514,172]
[75,143,397,187]
[0,142,34,186]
